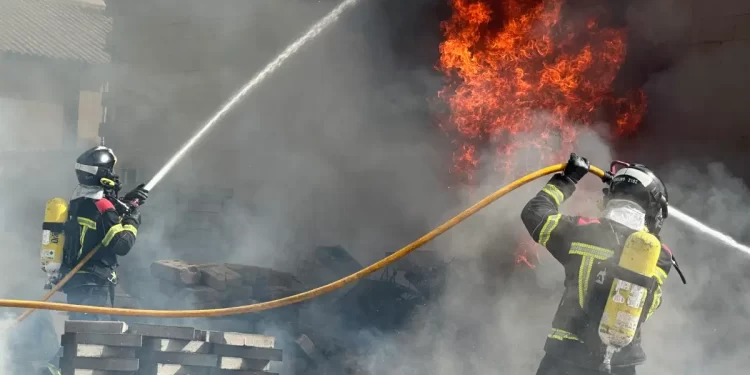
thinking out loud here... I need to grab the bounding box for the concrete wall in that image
[0,55,106,305]
[0,55,105,151]
[0,91,102,151]
[0,97,64,150]
[78,89,104,147]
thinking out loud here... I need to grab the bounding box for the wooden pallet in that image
[59,321,282,375]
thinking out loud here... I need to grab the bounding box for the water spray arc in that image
[3,164,749,318]
[670,208,750,256]
[145,0,362,191]
[11,0,363,326]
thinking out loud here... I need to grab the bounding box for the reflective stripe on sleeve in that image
[647,286,663,320]
[102,222,138,247]
[541,184,565,206]
[538,214,561,247]
[654,266,668,285]
[646,266,668,320]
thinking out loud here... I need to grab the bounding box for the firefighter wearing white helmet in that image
[521,154,685,375]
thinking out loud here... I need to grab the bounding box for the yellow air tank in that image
[597,230,661,372]
[41,198,68,288]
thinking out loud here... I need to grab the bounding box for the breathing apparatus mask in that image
[600,161,669,235]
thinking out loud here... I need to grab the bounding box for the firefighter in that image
[521,153,674,375]
[60,146,148,320]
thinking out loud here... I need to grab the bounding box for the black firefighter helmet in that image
[75,146,119,189]
[603,161,669,234]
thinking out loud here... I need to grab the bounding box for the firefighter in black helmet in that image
[521,154,683,375]
[60,146,148,320]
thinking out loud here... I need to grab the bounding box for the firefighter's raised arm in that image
[96,199,137,256]
[521,153,590,263]
[98,185,148,257]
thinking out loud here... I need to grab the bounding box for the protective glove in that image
[563,153,590,183]
[123,184,149,207]
[121,209,141,229]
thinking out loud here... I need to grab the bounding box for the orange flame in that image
[437,0,646,266]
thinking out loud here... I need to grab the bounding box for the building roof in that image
[0,0,112,64]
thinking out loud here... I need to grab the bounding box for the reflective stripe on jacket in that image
[62,197,137,290]
[521,174,672,369]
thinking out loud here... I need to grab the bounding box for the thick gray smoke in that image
[105,1,456,373]
[0,54,81,374]
[112,0,456,285]
[349,119,618,374]
[640,164,750,374]
[624,1,750,373]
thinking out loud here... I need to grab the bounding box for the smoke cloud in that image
[0,60,81,374]
[637,163,750,374]
[341,115,616,374]
[622,1,750,373]
[114,0,457,283]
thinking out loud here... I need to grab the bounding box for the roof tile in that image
[0,0,112,64]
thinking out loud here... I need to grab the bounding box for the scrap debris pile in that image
[150,260,306,310]
[138,247,449,374]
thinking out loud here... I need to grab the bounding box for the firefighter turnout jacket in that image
[521,174,672,369]
[62,197,138,291]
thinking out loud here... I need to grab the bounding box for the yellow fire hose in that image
[6,163,605,320]
[15,245,101,323]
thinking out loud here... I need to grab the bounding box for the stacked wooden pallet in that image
[59,320,282,374]
[150,260,304,310]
